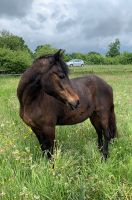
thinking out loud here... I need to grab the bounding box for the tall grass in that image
[0,65,132,200]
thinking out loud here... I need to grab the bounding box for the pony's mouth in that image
[68,100,80,110]
[53,94,80,110]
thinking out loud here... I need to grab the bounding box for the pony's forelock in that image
[33,50,69,75]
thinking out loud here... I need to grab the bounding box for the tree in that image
[34,44,58,59]
[0,47,32,73]
[85,53,104,64]
[0,30,33,73]
[70,52,86,60]
[119,52,132,64]
[0,30,31,54]
[106,39,120,57]
[63,53,72,62]
[87,51,100,55]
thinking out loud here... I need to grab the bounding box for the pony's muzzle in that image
[68,99,80,110]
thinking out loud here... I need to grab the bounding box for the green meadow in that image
[0,65,132,200]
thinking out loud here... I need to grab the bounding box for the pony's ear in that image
[54,49,65,61]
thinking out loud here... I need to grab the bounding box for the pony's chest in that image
[21,103,43,127]
[22,112,35,127]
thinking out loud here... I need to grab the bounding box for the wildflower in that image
[29,155,32,161]
[28,128,32,134]
[30,164,36,170]
[25,147,30,152]
[20,186,28,196]
[34,195,40,200]
[0,123,4,127]
[0,191,5,197]
[15,156,20,160]
[0,148,4,153]
[12,149,19,155]
[12,149,21,160]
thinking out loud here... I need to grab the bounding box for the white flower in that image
[34,194,40,199]
[0,123,4,127]
[0,191,5,196]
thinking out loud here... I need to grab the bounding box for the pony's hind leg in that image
[109,105,117,139]
[102,128,111,160]
[101,106,117,160]
[99,111,111,160]
[32,126,55,159]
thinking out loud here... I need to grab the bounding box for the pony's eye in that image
[59,74,65,79]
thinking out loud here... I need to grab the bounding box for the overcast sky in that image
[0,0,132,53]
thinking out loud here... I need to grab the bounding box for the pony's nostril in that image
[76,100,80,107]
[74,99,80,108]
[69,99,80,110]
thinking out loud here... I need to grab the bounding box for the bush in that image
[85,54,104,65]
[119,52,132,65]
[103,56,120,65]
[34,44,58,59]
[0,48,32,73]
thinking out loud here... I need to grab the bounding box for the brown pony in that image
[17,50,117,160]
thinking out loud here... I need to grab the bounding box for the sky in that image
[0,0,132,53]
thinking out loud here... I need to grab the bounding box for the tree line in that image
[0,31,132,73]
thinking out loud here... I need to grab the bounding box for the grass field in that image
[0,65,132,200]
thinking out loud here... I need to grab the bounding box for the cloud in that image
[56,18,76,32]
[37,13,47,23]
[0,0,132,53]
[0,0,33,18]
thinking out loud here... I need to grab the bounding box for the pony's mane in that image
[58,58,69,75]
[34,53,69,75]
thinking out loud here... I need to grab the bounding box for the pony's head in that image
[34,49,79,109]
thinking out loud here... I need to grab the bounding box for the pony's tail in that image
[109,104,118,139]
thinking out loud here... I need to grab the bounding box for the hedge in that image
[0,48,32,73]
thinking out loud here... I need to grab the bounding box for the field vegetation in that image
[0,65,132,200]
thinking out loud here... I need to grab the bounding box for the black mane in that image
[59,59,69,75]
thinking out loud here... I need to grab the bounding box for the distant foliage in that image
[34,44,58,59]
[34,44,72,62]
[0,48,32,73]
[87,51,101,55]
[0,30,31,54]
[119,52,132,64]
[0,31,132,74]
[70,52,86,60]
[106,39,120,57]
[85,54,104,65]
[0,31,32,73]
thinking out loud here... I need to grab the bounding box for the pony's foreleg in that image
[41,126,55,159]
[32,126,55,159]
[90,115,103,150]
[93,126,103,150]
